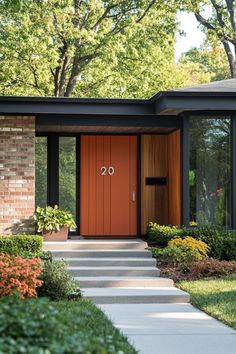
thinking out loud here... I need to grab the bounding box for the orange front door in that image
[80,136,137,236]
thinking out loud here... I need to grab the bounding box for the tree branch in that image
[63,0,159,96]
[58,56,70,96]
[211,0,227,27]
[225,0,236,54]
[195,11,216,31]
[92,4,119,30]
[195,9,234,44]
[52,11,70,95]
[136,0,157,23]
[225,0,236,31]
[74,0,83,10]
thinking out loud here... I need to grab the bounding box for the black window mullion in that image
[47,135,59,206]
[232,116,236,229]
[75,136,80,235]
[181,114,190,226]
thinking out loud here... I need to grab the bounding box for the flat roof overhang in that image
[153,91,236,115]
[1,90,236,118]
[0,96,154,115]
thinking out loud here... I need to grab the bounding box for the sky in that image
[175,12,205,61]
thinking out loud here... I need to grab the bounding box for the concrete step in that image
[76,276,173,288]
[44,240,147,251]
[51,249,152,258]
[54,257,156,267]
[82,287,190,304]
[69,266,160,277]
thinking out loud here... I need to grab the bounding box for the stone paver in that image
[99,303,236,354]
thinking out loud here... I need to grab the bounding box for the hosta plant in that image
[34,205,77,232]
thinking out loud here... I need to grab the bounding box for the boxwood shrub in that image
[146,223,187,246]
[0,235,43,256]
[0,296,137,354]
[186,225,236,261]
[146,223,236,261]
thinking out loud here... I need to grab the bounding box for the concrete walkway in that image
[99,303,236,354]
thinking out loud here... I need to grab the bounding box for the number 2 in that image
[101,166,106,175]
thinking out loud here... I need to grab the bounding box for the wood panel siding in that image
[141,135,168,234]
[141,132,181,234]
[168,130,181,225]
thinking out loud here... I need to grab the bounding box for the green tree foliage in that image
[183,0,236,78]
[171,61,212,86]
[0,0,181,98]
[180,45,230,81]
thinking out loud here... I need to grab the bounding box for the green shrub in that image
[38,260,80,301]
[147,223,236,261]
[169,236,209,261]
[151,245,207,266]
[221,234,236,261]
[21,250,52,261]
[12,235,42,253]
[146,223,186,246]
[186,225,236,261]
[0,237,17,255]
[0,235,43,255]
[0,296,137,353]
[150,245,188,264]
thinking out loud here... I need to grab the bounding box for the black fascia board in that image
[2,91,236,116]
[36,114,180,127]
[153,91,236,115]
[0,96,155,115]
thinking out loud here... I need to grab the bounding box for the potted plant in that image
[34,205,77,241]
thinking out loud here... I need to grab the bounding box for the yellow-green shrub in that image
[169,236,209,261]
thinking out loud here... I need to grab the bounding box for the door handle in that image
[132,191,136,202]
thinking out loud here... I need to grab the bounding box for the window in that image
[35,137,47,207]
[189,117,231,227]
[59,137,76,220]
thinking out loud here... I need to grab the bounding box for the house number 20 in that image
[100,166,115,176]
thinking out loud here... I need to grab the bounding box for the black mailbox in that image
[146,177,167,185]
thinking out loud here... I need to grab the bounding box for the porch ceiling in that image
[36,114,180,133]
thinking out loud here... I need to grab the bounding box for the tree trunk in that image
[223,41,236,78]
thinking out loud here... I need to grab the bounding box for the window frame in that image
[183,112,234,229]
[36,133,80,235]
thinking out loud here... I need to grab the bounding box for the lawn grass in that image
[178,275,236,330]
[54,299,137,353]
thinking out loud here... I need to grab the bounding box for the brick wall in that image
[0,116,35,235]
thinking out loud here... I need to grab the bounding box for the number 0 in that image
[108,166,114,175]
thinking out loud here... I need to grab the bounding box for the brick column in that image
[0,116,35,235]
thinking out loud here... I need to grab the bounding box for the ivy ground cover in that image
[0,297,137,354]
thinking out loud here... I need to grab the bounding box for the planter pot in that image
[42,226,68,241]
